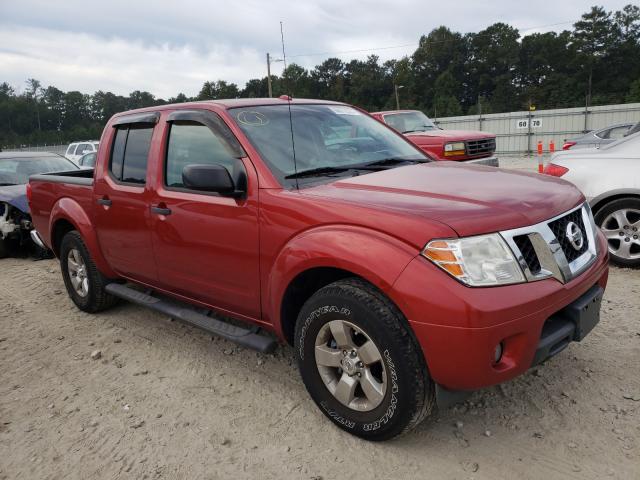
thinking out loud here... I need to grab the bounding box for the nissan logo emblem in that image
[565,222,584,250]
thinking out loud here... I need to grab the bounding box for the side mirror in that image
[182,164,242,196]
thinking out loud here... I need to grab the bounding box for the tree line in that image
[1,4,639,147]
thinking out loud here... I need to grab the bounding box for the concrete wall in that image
[434,103,640,154]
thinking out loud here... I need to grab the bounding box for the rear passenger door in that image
[93,113,159,284]
[148,109,261,320]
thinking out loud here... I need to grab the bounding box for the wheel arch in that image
[49,197,117,278]
[268,225,418,345]
[590,189,640,216]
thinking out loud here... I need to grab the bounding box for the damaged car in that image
[0,152,79,258]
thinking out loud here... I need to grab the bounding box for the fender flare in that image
[589,188,640,213]
[49,197,117,278]
[266,225,419,339]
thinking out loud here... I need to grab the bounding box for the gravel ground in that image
[0,259,638,480]
[1,158,638,479]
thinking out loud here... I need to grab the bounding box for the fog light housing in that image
[494,342,504,364]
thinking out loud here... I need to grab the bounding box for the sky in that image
[0,0,633,99]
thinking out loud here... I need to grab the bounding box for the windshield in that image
[0,156,77,185]
[383,111,438,133]
[231,104,428,187]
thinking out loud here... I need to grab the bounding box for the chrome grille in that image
[466,138,496,157]
[501,203,598,284]
[548,209,589,263]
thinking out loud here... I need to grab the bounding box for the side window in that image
[165,122,236,189]
[77,143,90,154]
[608,126,630,140]
[82,153,96,167]
[66,144,76,155]
[109,125,153,184]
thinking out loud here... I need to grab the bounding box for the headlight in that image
[444,142,465,156]
[422,234,526,286]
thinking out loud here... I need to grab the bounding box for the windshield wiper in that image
[0,182,17,186]
[284,166,351,179]
[360,158,428,168]
[402,125,435,134]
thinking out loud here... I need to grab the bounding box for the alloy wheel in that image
[314,319,387,412]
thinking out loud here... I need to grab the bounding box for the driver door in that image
[149,110,261,320]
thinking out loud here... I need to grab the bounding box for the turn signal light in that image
[562,141,576,150]
[543,163,569,177]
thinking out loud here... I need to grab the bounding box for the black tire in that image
[594,197,640,268]
[294,278,435,441]
[0,238,7,259]
[60,230,118,312]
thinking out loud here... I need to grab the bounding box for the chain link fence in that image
[434,102,640,155]
[2,144,68,155]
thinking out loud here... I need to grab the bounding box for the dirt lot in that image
[0,256,638,480]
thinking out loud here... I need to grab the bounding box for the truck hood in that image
[406,129,495,141]
[302,162,583,237]
[0,184,28,213]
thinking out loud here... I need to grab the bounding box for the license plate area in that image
[561,284,603,341]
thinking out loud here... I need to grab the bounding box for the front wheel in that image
[294,278,435,441]
[595,197,640,267]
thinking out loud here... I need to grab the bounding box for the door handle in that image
[150,205,172,216]
[97,197,112,206]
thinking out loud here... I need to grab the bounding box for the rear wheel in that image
[595,197,640,267]
[60,231,117,312]
[294,278,435,440]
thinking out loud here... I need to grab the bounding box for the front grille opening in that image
[513,235,541,274]
[548,209,589,263]
[465,138,496,157]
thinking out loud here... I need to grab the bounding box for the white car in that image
[65,141,99,164]
[544,131,640,267]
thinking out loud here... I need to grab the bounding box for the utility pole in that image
[394,84,404,110]
[267,53,273,98]
[266,53,284,98]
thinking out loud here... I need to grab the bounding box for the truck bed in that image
[30,168,94,186]
[28,169,95,251]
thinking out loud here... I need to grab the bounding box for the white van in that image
[65,141,99,164]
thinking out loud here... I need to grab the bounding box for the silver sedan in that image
[545,131,640,267]
[562,121,639,150]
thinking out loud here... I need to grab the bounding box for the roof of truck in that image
[112,97,346,119]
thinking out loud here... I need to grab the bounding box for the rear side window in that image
[109,125,153,184]
[66,144,76,155]
[165,122,236,188]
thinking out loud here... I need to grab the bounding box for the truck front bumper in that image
[390,230,609,393]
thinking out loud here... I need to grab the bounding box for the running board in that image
[105,283,276,353]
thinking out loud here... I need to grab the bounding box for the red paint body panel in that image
[29,99,608,394]
[371,110,496,161]
[391,232,609,390]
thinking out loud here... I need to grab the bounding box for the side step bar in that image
[105,283,276,353]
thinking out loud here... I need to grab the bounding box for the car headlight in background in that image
[422,234,526,286]
[443,142,465,156]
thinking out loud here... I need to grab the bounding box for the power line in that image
[285,19,576,59]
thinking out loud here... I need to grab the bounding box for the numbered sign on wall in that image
[515,119,542,129]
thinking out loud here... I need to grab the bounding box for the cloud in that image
[0,0,632,98]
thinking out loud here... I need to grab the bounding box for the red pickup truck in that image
[28,98,608,440]
[371,110,498,166]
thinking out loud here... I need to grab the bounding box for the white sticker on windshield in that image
[329,106,362,115]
